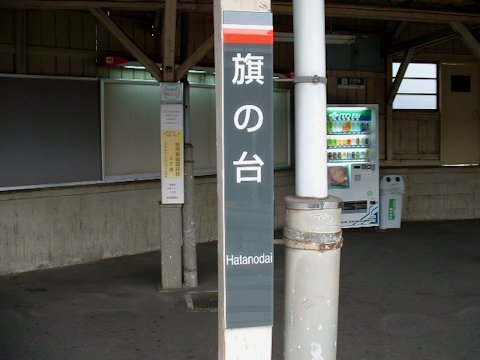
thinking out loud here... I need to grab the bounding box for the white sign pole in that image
[160,83,185,204]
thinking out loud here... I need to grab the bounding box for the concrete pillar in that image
[283,196,343,359]
[160,204,183,289]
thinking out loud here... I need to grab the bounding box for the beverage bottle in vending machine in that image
[342,117,351,132]
[334,118,341,132]
[327,115,333,133]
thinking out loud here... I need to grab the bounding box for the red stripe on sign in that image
[223,28,274,44]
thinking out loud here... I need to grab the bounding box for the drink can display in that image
[365,137,369,146]
[352,151,356,159]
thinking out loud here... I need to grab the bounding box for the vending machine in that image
[326,105,379,228]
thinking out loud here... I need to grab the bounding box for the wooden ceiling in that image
[327,0,479,12]
[1,1,479,22]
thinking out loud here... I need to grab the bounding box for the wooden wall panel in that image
[55,12,71,75]
[27,11,42,74]
[41,12,56,75]
[82,15,97,77]
[68,13,85,76]
[392,112,440,159]
[182,12,214,67]
[0,10,14,72]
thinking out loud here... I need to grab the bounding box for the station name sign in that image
[222,11,274,329]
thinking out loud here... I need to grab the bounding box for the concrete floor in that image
[1,220,479,359]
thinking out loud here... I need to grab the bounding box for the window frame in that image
[392,62,439,111]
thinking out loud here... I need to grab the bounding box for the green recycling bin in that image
[379,175,405,229]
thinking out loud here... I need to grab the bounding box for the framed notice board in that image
[0,75,101,188]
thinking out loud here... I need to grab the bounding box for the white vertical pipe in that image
[294,0,328,198]
[285,0,341,358]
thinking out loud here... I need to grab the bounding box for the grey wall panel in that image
[0,76,101,187]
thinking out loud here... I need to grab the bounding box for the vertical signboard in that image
[222,11,274,329]
[160,83,184,204]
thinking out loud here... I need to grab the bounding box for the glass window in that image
[392,62,438,110]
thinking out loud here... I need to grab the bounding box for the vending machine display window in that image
[328,165,350,189]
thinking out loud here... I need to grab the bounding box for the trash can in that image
[379,175,405,229]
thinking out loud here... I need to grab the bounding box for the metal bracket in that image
[283,228,343,251]
[293,75,327,84]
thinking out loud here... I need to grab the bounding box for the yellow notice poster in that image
[162,130,183,179]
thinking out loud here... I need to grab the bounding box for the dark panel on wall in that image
[327,33,381,72]
[0,76,101,187]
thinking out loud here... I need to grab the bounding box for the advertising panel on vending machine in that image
[326,105,379,228]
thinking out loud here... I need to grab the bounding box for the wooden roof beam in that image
[162,0,177,81]
[387,24,480,56]
[175,34,214,81]
[1,1,480,25]
[450,21,480,61]
[90,8,163,82]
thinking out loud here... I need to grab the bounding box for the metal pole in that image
[284,0,343,358]
[182,81,198,288]
[182,143,198,287]
[294,0,328,198]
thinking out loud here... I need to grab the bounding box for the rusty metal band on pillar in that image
[284,195,343,251]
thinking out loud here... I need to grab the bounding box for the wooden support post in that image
[387,48,414,106]
[15,10,27,74]
[162,0,177,81]
[450,21,480,61]
[385,49,412,161]
[386,104,394,161]
[90,8,162,81]
[175,34,214,81]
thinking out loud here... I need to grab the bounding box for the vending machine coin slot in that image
[342,201,368,213]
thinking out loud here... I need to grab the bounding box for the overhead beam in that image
[175,33,214,81]
[90,8,162,81]
[162,0,177,81]
[388,24,480,56]
[450,21,480,61]
[323,4,480,24]
[1,1,480,24]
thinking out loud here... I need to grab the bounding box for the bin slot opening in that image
[342,201,368,213]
